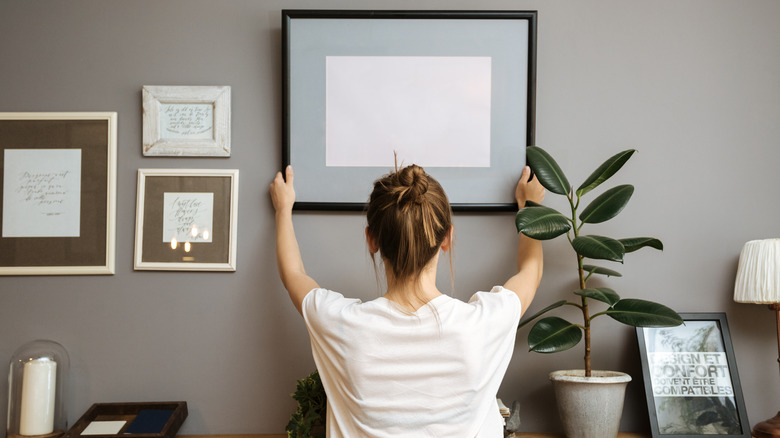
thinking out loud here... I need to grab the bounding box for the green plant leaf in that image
[606,299,683,327]
[582,264,623,277]
[518,300,567,329]
[619,237,663,253]
[526,146,571,196]
[528,317,582,353]
[575,288,621,306]
[515,205,572,240]
[579,184,634,224]
[576,149,636,197]
[572,235,625,262]
[286,371,326,437]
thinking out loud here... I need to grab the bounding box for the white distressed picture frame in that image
[142,85,231,157]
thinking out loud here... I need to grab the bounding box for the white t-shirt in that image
[302,286,521,438]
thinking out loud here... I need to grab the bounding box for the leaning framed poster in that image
[0,112,117,275]
[282,10,537,211]
[635,313,751,437]
[134,168,239,271]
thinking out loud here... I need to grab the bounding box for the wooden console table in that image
[182,432,766,438]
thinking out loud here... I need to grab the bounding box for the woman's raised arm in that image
[504,166,545,313]
[270,166,319,315]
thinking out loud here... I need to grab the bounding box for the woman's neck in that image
[383,264,442,312]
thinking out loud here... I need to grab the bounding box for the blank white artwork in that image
[81,421,127,435]
[160,103,214,141]
[162,192,214,243]
[2,149,82,237]
[325,56,492,168]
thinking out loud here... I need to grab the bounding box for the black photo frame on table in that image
[635,313,751,437]
[0,112,117,275]
[282,10,537,211]
[134,169,239,272]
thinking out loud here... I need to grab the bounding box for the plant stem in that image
[579,254,592,377]
[570,192,592,377]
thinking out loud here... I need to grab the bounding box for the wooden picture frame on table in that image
[282,9,537,211]
[134,168,239,271]
[635,313,751,437]
[142,85,231,157]
[0,112,117,275]
[64,401,187,438]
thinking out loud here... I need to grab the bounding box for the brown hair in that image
[366,164,453,290]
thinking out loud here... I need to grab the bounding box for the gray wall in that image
[1,0,779,434]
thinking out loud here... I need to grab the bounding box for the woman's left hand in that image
[270,165,296,213]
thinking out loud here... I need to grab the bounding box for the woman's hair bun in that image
[366,162,453,282]
[396,165,429,206]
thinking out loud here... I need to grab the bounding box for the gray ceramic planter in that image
[549,370,632,438]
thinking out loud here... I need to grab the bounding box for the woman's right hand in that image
[515,166,545,207]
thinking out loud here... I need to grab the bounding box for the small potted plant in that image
[515,146,683,438]
[285,371,326,438]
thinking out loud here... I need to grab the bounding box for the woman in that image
[270,164,545,437]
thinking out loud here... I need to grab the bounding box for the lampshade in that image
[734,238,780,304]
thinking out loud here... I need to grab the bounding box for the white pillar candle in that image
[19,357,57,436]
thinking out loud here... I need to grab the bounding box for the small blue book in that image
[124,409,173,434]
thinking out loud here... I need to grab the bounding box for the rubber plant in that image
[516,146,683,377]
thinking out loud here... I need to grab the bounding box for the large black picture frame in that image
[282,9,537,211]
[636,313,751,437]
